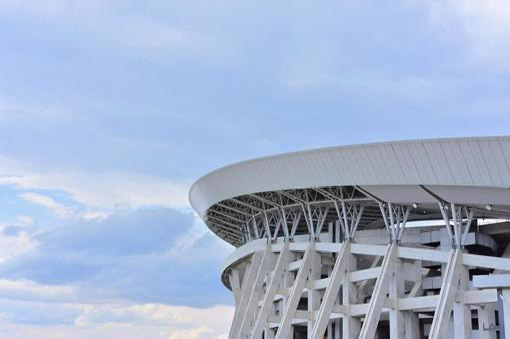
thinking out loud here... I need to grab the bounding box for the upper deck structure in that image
[190,137,510,339]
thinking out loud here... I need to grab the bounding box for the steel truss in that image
[206,186,377,247]
[206,185,497,247]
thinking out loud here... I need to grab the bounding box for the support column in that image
[326,257,334,339]
[332,201,364,242]
[311,242,350,339]
[359,243,397,339]
[238,245,275,338]
[252,243,291,339]
[478,305,496,339]
[343,251,361,339]
[275,242,315,339]
[405,312,420,339]
[429,249,462,339]
[378,203,410,243]
[453,264,471,339]
[501,289,510,339]
[436,201,473,249]
[333,319,342,339]
[453,301,471,339]
[327,321,333,339]
[229,269,241,308]
[334,319,341,339]
[308,250,322,338]
[389,256,405,338]
[264,328,275,339]
[281,252,295,339]
[231,252,263,338]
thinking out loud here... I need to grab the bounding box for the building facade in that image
[189,137,510,338]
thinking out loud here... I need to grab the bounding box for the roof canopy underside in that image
[189,137,510,246]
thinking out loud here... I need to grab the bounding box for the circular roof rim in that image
[189,135,510,219]
[189,135,509,200]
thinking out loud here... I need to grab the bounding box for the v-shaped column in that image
[251,242,291,339]
[429,249,462,339]
[310,242,350,339]
[359,243,397,339]
[237,244,275,339]
[275,242,316,339]
[230,251,264,338]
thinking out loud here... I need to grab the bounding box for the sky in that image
[0,0,509,338]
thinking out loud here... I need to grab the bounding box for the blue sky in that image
[0,0,509,337]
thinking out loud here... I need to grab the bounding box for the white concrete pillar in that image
[264,327,275,339]
[334,318,341,339]
[342,253,361,339]
[229,269,241,308]
[454,264,471,339]
[405,312,420,339]
[327,320,333,339]
[477,305,496,339]
[501,289,510,339]
[453,302,472,339]
[308,251,322,337]
[282,253,295,308]
[282,253,295,339]
[326,263,334,339]
[389,257,405,338]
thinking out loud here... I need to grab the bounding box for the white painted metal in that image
[190,137,510,219]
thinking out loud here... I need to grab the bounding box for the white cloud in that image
[0,207,230,307]
[0,282,234,339]
[19,192,73,218]
[0,279,76,302]
[0,157,190,211]
[16,215,33,225]
[167,215,210,257]
[0,227,37,263]
[410,0,510,67]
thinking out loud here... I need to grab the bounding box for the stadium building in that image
[189,137,510,338]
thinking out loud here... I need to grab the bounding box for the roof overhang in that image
[189,136,510,246]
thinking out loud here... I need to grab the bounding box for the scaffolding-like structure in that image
[189,137,510,338]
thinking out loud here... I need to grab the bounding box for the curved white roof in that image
[190,136,510,218]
